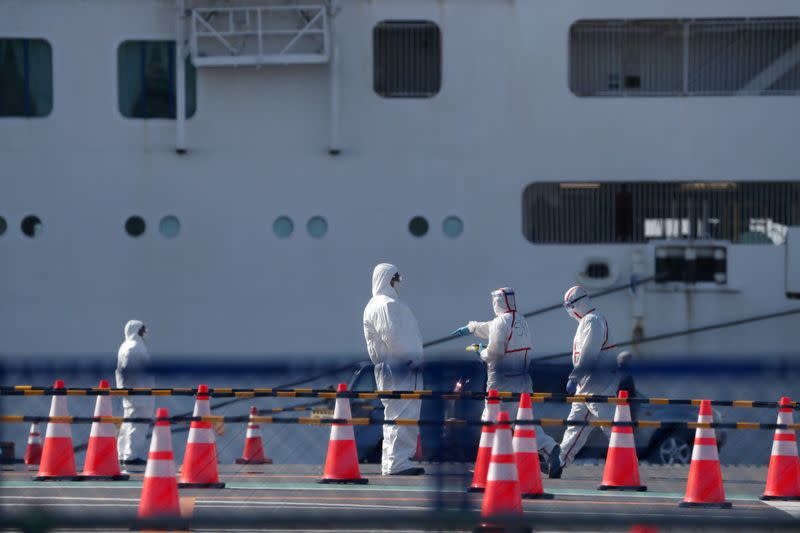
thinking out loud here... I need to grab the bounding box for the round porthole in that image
[408,216,429,237]
[21,215,43,238]
[159,215,180,238]
[0,216,6,236]
[273,216,294,238]
[442,216,463,238]
[125,216,146,237]
[307,216,328,239]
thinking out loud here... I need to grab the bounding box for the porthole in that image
[408,216,428,237]
[0,216,6,236]
[307,216,328,239]
[273,216,294,238]
[585,262,610,279]
[21,215,43,238]
[442,216,463,238]
[159,215,180,238]
[125,216,146,237]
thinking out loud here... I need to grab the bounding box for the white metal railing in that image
[189,5,329,66]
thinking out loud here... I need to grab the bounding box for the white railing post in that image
[176,0,187,154]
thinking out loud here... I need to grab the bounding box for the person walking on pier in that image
[116,319,155,468]
[363,263,425,476]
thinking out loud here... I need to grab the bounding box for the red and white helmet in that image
[491,288,516,316]
[563,285,592,320]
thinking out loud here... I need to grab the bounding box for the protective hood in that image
[563,285,593,321]
[124,319,145,341]
[491,287,516,316]
[372,263,399,298]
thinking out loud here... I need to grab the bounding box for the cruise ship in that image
[2,0,799,361]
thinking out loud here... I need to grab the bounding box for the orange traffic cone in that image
[34,380,79,481]
[468,390,500,493]
[761,396,800,501]
[179,384,225,488]
[235,406,272,465]
[513,393,552,499]
[412,434,423,461]
[24,422,42,466]
[319,383,367,484]
[630,526,659,533]
[679,400,731,508]
[476,411,526,532]
[138,407,180,519]
[599,390,646,491]
[81,380,129,480]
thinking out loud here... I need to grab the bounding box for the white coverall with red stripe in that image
[468,288,558,458]
[558,309,619,467]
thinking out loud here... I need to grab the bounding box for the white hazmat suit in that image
[363,263,424,475]
[558,286,619,467]
[115,320,155,463]
[467,288,557,457]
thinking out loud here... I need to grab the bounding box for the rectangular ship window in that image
[118,40,196,119]
[0,38,52,117]
[373,21,441,98]
[522,182,800,244]
[570,17,800,96]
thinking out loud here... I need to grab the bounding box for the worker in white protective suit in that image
[454,288,561,475]
[363,263,425,476]
[550,286,619,478]
[116,319,155,466]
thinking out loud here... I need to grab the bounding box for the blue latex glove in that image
[450,326,471,337]
[566,379,578,395]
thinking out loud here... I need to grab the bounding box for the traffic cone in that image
[761,396,800,501]
[599,390,646,491]
[179,384,225,488]
[476,411,526,533]
[80,380,129,480]
[468,390,500,493]
[24,423,42,466]
[235,406,272,465]
[412,434,423,461]
[513,393,552,499]
[138,407,180,519]
[319,383,368,484]
[34,379,80,481]
[679,400,731,508]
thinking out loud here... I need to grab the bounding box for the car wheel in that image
[655,436,691,465]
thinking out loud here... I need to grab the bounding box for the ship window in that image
[118,41,196,119]
[307,216,328,239]
[409,216,429,237]
[373,21,441,98]
[570,17,800,96]
[522,181,800,244]
[0,216,6,236]
[125,216,146,237]
[273,216,293,239]
[21,215,42,238]
[0,38,52,117]
[442,216,464,238]
[159,215,180,238]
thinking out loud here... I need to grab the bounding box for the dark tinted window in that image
[374,21,441,97]
[0,38,52,117]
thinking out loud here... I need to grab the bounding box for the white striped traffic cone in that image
[468,389,500,493]
[679,400,731,508]
[81,380,128,480]
[513,393,552,499]
[761,396,800,500]
[599,390,646,491]
[179,384,225,488]
[34,380,80,481]
[236,406,272,465]
[319,383,367,484]
[477,411,525,532]
[138,407,181,519]
[24,422,42,466]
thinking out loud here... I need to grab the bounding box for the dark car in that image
[342,360,725,465]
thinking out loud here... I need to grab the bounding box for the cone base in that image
[467,486,485,493]
[760,494,800,501]
[235,458,273,465]
[78,474,130,481]
[599,484,647,491]
[678,501,732,508]
[522,492,554,500]
[178,482,226,489]
[318,478,368,484]
[33,475,82,481]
